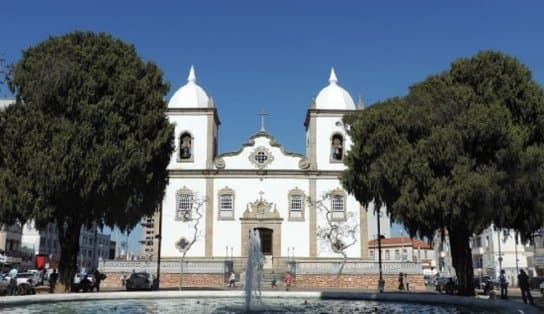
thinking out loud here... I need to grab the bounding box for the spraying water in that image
[245,229,264,312]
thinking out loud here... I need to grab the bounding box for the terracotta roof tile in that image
[368,237,432,249]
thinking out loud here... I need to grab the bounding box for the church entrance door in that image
[255,228,273,269]
[255,228,272,255]
[240,196,283,269]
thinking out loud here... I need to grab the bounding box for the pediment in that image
[214,131,309,170]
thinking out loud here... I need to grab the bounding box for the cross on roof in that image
[257,109,268,132]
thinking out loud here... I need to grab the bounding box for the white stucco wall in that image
[315,179,361,258]
[314,116,353,171]
[220,135,303,170]
[161,178,207,257]
[212,178,309,257]
[167,114,209,170]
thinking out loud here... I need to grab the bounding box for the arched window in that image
[179,132,193,161]
[176,187,193,221]
[331,134,344,161]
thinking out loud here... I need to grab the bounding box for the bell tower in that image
[304,68,357,171]
[166,66,220,170]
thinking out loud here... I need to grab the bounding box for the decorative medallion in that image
[214,157,226,169]
[249,146,274,169]
[298,157,310,169]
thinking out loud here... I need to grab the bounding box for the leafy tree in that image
[0,54,11,96]
[0,31,174,289]
[342,51,544,296]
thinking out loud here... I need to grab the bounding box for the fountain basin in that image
[0,290,537,314]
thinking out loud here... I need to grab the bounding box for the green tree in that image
[0,31,174,289]
[342,51,544,296]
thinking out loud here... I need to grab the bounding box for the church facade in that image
[159,67,390,267]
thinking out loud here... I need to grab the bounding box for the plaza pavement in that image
[0,287,540,314]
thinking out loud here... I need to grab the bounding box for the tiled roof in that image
[368,237,432,249]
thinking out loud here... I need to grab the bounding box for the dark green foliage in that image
[342,51,544,295]
[0,31,174,287]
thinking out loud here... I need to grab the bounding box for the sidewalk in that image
[491,289,544,311]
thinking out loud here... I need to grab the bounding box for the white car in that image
[3,273,39,295]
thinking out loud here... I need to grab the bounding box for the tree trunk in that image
[336,252,347,288]
[449,227,475,296]
[58,221,81,292]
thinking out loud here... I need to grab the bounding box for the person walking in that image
[228,271,236,288]
[284,272,293,291]
[8,266,18,295]
[271,271,278,288]
[517,269,534,305]
[94,269,102,292]
[398,272,405,291]
[499,269,508,299]
[49,269,58,293]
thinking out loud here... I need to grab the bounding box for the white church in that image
[159,67,390,267]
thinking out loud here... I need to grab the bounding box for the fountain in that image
[0,230,537,313]
[244,229,264,312]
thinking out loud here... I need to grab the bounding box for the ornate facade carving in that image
[242,196,281,220]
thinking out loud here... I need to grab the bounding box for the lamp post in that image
[497,228,503,278]
[515,233,519,275]
[156,203,163,290]
[376,208,384,293]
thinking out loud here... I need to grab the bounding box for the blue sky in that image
[2,1,544,253]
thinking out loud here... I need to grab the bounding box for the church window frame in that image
[178,131,194,163]
[329,188,347,221]
[175,187,194,221]
[218,187,235,220]
[288,188,305,221]
[330,133,344,163]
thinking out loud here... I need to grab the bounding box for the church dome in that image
[314,68,355,110]
[168,66,212,108]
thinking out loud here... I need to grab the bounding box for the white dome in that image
[168,66,211,108]
[314,68,355,110]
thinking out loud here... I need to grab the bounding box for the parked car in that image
[126,272,153,291]
[72,273,96,292]
[529,276,544,290]
[14,272,38,295]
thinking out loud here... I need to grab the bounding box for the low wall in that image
[100,260,425,291]
[295,274,425,291]
[101,272,224,289]
[101,260,227,289]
